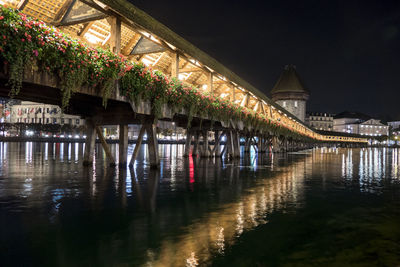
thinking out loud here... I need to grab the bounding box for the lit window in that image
[283,101,286,107]
[294,101,298,108]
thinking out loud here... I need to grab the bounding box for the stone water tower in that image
[271,64,309,122]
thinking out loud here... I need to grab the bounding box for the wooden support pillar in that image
[129,124,146,166]
[244,135,249,152]
[214,130,221,157]
[109,16,121,54]
[233,131,241,158]
[272,136,280,153]
[240,94,247,107]
[119,124,128,166]
[193,131,200,156]
[207,72,214,95]
[265,136,271,152]
[226,131,234,159]
[171,53,179,78]
[201,130,210,157]
[258,136,263,153]
[108,16,121,99]
[95,126,116,166]
[146,123,159,168]
[244,135,251,153]
[221,134,228,158]
[183,130,192,157]
[83,120,96,166]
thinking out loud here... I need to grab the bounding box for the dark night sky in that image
[131,0,400,120]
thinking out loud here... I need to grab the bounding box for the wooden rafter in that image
[78,21,94,36]
[53,0,75,23]
[17,0,29,10]
[55,0,109,27]
[121,34,141,55]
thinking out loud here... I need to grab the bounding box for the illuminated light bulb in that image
[202,84,208,90]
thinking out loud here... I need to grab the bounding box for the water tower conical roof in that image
[271,64,309,95]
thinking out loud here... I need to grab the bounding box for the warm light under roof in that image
[84,32,102,44]
[141,58,152,67]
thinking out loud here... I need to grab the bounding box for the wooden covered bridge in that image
[0,0,367,167]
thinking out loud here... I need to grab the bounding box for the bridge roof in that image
[1,0,321,133]
[98,1,276,101]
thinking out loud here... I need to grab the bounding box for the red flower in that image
[0,16,4,20]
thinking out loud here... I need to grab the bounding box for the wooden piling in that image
[119,124,128,166]
[146,123,159,168]
[129,124,146,166]
[95,126,116,166]
[83,120,96,166]
[184,130,192,157]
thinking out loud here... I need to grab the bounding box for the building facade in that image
[270,64,309,122]
[333,111,388,136]
[8,101,83,126]
[306,112,334,131]
[388,121,400,130]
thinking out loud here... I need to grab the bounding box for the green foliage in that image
[0,7,125,109]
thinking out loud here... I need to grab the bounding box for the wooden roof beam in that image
[17,0,29,10]
[57,13,109,26]
[53,0,75,23]
[78,21,95,36]
[121,33,141,55]
[179,67,203,73]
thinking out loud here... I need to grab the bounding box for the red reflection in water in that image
[189,153,195,184]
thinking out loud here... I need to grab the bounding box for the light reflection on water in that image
[0,143,399,266]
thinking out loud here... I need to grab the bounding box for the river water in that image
[0,142,399,266]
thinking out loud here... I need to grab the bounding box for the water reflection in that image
[0,144,399,266]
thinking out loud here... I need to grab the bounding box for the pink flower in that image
[0,16,4,20]
[32,50,38,57]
